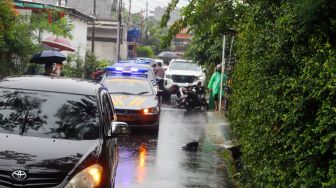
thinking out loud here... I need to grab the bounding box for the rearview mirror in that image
[108,121,130,138]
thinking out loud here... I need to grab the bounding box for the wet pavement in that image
[115,105,230,188]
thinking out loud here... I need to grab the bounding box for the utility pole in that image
[145,0,148,45]
[128,0,132,27]
[140,9,143,43]
[91,0,96,53]
[219,35,226,112]
[116,0,122,62]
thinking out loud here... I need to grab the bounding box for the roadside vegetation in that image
[137,46,155,58]
[163,0,336,187]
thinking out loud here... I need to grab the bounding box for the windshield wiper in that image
[137,91,149,95]
[109,91,133,95]
[20,111,29,135]
[18,94,29,135]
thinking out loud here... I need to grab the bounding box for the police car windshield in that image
[169,61,201,71]
[103,78,153,95]
[0,89,99,140]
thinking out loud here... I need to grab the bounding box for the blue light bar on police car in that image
[105,66,148,75]
[135,59,151,64]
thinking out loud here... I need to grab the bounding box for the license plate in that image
[179,83,190,87]
[117,115,134,121]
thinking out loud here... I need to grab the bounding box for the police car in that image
[134,57,157,67]
[101,64,160,131]
[113,61,157,88]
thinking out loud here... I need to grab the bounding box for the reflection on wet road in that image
[115,105,228,188]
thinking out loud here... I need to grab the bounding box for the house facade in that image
[41,0,128,62]
[14,0,93,59]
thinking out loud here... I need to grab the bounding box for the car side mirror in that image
[108,121,130,138]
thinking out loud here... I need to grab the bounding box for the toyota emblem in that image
[11,170,27,181]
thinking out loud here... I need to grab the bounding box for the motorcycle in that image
[170,84,208,111]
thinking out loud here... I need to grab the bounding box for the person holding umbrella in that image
[29,50,66,76]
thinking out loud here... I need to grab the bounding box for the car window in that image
[103,78,153,95]
[103,94,114,124]
[100,93,114,135]
[0,89,100,140]
[169,62,201,71]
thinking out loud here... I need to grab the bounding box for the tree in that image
[0,0,37,77]
[0,2,74,78]
[161,0,238,65]
[63,51,110,79]
[137,46,154,58]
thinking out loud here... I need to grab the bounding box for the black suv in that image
[0,76,129,188]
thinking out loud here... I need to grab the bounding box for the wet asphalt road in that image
[115,104,228,188]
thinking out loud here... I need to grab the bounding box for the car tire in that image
[185,101,192,111]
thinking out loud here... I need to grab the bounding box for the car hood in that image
[0,133,100,175]
[110,94,158,110]
[166,70,203,76]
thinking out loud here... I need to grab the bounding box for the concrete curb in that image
[205,112,231,146]
[203,111,240,188]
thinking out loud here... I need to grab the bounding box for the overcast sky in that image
[125,0,189,13]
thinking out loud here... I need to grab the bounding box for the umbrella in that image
[157,51,178,59]
[30,50,66,64]
[41,36,75,52]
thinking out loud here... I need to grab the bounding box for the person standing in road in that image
[154,62,165,78]
[208,64,228,111]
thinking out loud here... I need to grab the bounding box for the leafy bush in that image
[63,51,110,79]
[228,0,336,187]
[137,46,154,57]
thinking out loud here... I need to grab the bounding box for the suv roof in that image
[0,76,103,96]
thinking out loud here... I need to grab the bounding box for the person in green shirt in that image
[208,64,228,111]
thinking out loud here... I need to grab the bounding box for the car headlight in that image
[143,107,160,114]
[64,164,103,188]
[165,74,172,79]
[197,76,204,80]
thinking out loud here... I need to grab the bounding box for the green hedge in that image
[228,0,336,187]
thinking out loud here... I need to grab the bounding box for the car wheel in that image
[185,101,192,111]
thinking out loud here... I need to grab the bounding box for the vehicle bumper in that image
[116,113,159,128]
[164,78,204,91]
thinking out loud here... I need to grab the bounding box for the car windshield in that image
[169,62,201,71]
[0,89,100,140]
[103,78,153,95]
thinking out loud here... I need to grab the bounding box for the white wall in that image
[86,24,128,62]
[68,16,88,59]
[86,41,127,63]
